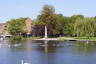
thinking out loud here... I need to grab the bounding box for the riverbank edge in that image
[57,37,96,41]
[32,37,96,41]
[9,36,96,41]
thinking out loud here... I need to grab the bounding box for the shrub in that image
[10,35,24,41]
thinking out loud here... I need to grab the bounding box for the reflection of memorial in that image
[44,40,48,64]
[44,40,48,53]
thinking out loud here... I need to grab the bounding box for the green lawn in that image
[58,37,96,41]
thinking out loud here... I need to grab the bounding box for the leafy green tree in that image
[75,18,95,38]
[67,15,84,36]
[7,18,26,36]
[56,14,70,36]
[37,5,61,36]
[93,16,96,36]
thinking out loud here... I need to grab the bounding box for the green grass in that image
[58,37,96,41]
[27,36,41,40]
[58,37,75,40]
[75,37,96,40]
[58,37,67,40]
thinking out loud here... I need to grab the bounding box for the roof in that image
[0,23,7,27]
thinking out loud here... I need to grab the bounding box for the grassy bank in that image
[26,36,41,40]
[75,37,96,41]
[58,37,96,41]
[10,35,41,41]
[58,37,76,40]
[27,36,96,41]
[9,35,96,41]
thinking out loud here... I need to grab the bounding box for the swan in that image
[21,60,30,64]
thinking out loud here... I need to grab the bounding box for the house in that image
[0,23,8,35]
[0,23,11,39]
[24,18,32,35]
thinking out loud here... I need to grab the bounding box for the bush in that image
[10,35,24,41]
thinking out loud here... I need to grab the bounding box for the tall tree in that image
[56,14,70,36]
[67,15,84,36]
[37,5,61,36]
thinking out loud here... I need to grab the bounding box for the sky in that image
[0,0,96,23]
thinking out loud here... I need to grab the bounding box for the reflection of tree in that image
[45,41,60,53]
[85,42,94,53]
[9,40,22,51]
[44,40,62,64]
[9,40,32,52]
[76,41,95,54]
[44,40,61,53]
[42,40,61,53]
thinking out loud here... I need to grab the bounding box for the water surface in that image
[0,40,96,64]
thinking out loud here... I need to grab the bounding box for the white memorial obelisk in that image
[45,26,47,38]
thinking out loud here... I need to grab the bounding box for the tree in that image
[37,5,61,37]
[93,16,96,36]
[56,14,70,36]
[32,24,51,37]
[7,18,26,36]
[67,15,84,36]
[32,24,45,37]
[74,18,95,38]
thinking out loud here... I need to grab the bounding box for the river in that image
[0,40,96,64]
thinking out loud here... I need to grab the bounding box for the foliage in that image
[10,35,24,41]
[37,5,62,36]
[32,5,96,38]
[57,14,70,36]
[93,17,96,36]
[7,18,26,35]
[6,5,96,39]
[32,24,51,37]
[74,18,95,38]
[32,24,45,37]
[67,15,84,36]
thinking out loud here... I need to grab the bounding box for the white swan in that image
[21,60,30,64]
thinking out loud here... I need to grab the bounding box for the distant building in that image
[0,17,32,36]
[24,18,32,35]
[0,23,8,35]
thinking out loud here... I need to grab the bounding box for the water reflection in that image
[0,40,96,64]
[44,40,48,53]
[76,41,95,54]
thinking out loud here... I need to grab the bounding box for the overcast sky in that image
[0,0,96,23]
